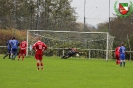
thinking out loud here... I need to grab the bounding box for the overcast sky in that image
[71,0,132,27]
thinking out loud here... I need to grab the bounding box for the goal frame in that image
[27,30,109,61]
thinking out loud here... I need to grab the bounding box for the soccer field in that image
[0,55,133,88]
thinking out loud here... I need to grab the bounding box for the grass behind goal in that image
[0,55,133,88]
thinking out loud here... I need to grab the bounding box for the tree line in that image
[1,0,133,51]
[0,0,88,31]
[97,12,133,50]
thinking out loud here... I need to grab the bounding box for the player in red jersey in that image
[32,37,47,70]
[18,40,27,61]
[114,46,120,65]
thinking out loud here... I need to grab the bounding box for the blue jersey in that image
[119,46,126,60]
[10,39,19,49]
[6,40,12,49]
[119,46,126,55]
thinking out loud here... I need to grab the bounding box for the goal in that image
[27,30,114,60]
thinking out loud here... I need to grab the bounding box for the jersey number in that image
[122,50,125,53]
[22,44,25,47]
[39,45,42,49]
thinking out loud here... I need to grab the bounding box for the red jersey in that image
[115,46,120,55]
[33,41,47,54]
[20,41,27,50]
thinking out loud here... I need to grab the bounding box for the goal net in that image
[27,30,114,60]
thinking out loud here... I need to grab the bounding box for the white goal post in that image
[27,30,114,61]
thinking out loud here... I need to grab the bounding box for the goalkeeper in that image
[61,47,78,59]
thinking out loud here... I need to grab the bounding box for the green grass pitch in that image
[0,55,133,88]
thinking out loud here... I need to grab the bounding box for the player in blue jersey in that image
[119,43,126,67]
[10,37,19,60]
[3,39,12,59]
